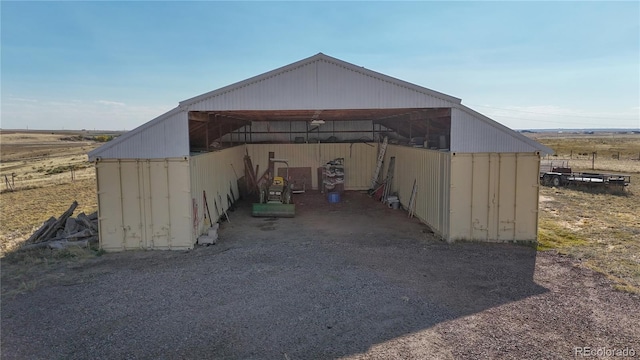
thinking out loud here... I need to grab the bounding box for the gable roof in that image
[89,53,552,159]
[179,53,462,110]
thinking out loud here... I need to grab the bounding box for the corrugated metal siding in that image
[190,146,246,238]
[188,59,454,111]
[449,153,539,242]
[246,143,377,190]
[385,145,451,238]
[450,107,544,154]
[89,109,189,161]
[96,158,192,251]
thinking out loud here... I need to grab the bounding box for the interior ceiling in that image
[189,108,451,150]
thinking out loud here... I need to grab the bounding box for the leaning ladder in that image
[370,136,388,189]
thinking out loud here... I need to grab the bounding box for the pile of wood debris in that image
[21,201,99,251]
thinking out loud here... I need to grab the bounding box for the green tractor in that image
[252,159,295,217]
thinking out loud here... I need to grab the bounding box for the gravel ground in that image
[2,192,639,359]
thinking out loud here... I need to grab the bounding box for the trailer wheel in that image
[552,176,561,187]
[541,175,549,186]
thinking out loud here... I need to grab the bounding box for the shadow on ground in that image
[1,192,547,359]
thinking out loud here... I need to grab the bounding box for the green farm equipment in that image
[252,159,295,217]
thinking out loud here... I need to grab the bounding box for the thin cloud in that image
[8,96,38,103]
[96,100,126,106]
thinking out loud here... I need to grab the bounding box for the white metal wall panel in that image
[385,146,451,238]
[95,158,192,251]
[89,109,189,161]
[316,60,453,109]
[450,107,547,154]
[190,146,246,239]
[449,153,539,243]
[246,143,376,190]
[187,59,455,111]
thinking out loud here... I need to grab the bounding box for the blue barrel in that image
[328,192,341,203]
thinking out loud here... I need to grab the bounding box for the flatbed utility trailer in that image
[540,164,630,189]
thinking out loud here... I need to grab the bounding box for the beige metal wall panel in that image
[450,107,550,154]
[190,146,246,238]
[497,154,517,241]
[95,158,192,251]
[120,161,144,249]
[514,154,540,241]
[449,153,539,242]
[96,161,125,251]
[385,146,451,238]
[245,143,376,190]
[89,109,189,161]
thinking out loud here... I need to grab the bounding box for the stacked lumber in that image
[21,201,99,251]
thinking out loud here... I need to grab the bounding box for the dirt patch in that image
[2,193,638,359]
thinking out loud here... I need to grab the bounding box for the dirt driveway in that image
[2,192,639,359]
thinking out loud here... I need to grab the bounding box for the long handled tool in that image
[407,179,417,218]
[203,191,213,226]
[218,192,230,223]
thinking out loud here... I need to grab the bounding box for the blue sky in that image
[2,1,639,130]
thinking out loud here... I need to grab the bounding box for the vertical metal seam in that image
[147,160,155,249]
[95,161,103,250]
[137,160,145,249]
[118,160,126,250]
[497,154,502,241]
[166,159,172,250]
[513,154,519,240]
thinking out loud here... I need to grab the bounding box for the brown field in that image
[0,131,102,192]
[0,131,102,254]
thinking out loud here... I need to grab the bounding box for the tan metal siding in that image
[385,146,451,238]
[95,158,192,251]
[246,143,376,190]
[449,153,539,242]
[96,161,125,251]
[190,146,246,238]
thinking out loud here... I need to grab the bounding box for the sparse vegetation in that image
[0,178,97,255]
[537,134,640,293]
[94,134,114,142]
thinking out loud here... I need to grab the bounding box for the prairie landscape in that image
[1,131,639,291]
[0,131,108,254]
[532,132,640,293]
[1,130,639,359]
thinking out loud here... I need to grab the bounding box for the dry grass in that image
[534,133,640,159]
[0,178,98,255]
[537,136,640,294]
[1,131,100,254]
[0,131,100,192]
